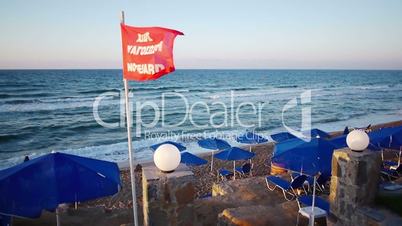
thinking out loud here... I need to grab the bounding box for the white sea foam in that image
[0,98,119,113]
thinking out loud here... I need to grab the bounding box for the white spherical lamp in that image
[153,144,181,173]
[346,130,370,152]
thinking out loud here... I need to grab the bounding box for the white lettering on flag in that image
[127,63,165,74]
[127,41,163,56]
[136,32,153,43]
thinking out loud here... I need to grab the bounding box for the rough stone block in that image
[142,163,195,226]
[330,148,382,226]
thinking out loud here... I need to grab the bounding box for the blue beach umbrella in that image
[0,152,120,224]
[369,126,402,149]
[214,147,255,180]
[198,138,231,150]
[0,215,10,226]
[198,138,231,171]
[271,132,297,143]
[381,127,402,150]
[369,126,402,164]
[329,134,351,149]
[273,138,333,226]
[180,152,207,166]
[236,131,268,174]
[302,128,330,139]
[272,138,335,176]
[150,141,187,152]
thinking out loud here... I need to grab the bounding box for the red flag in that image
[120,24,183,81]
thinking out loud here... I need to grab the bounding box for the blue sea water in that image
[0,69,402,169]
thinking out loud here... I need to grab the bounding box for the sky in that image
[1,0,402,69]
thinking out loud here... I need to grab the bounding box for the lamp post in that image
[346,129,370,152]
[153,144,181,173]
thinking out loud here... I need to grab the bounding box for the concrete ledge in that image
[142,163,193,181]
[217,202,302,226]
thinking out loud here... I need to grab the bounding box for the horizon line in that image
[1,68,402,71]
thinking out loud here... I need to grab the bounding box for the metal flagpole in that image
[121,11,139,226]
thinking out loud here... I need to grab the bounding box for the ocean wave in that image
[67,123,101,132]
[1,99,43,104]
[173,89,190,92]
[0,87,41,92]
[232,87,253,91]
[78,88,122,94]
[0,94,10,98]
[352,85,390,90]
[205,88,304,101]
[131,86,187,92]
[0,92,53,99]
[275,85,298,88]
[0,133,32,143]
[315,117,341,124]
[39,96,110,103]
[0,98,119,113]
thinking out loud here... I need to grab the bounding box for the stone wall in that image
[329,148,382,226]
[142,164,195,226]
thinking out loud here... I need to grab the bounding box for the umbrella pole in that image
[233,161,236,180]
[56,207,60,226]
[249,146,253,176]
[211,150,214,172]
[75,193,77,210]
[398,146,401,166]
[249,146,252,164]
[121,12,139,226]
[309,175,317,226]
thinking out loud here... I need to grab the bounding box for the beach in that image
[13,119,402,226]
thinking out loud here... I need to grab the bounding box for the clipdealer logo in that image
[92,90,312,139]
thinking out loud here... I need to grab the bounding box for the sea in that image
[1,69,402,169]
